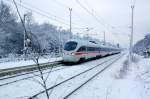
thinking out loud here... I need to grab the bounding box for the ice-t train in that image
[63,39,121,62]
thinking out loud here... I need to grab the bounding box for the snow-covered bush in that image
[133,33,150,56]
[115,59,129,79]
[131,54,140,63]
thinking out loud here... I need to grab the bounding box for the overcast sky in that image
[5,0,150,47]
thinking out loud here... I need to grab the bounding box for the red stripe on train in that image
[72,51,103,55]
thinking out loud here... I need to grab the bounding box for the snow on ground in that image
[70,54,150,99]
[37,55,120,99]
[1,53,150,99]
[0,57,62,69]
[0,54,119,99]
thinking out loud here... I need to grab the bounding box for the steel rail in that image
[0,61,61,77]
[63,54,124,99]
[0,65,68,87]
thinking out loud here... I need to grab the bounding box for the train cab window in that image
[64,41,77,51]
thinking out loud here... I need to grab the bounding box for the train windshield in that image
[64,41,77,51]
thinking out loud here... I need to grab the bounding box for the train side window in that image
[87,47,92,51]
[87,47,89,51]
[101,48,105,51]
[77,46,86,52]
[98,48,101,51]
[96,47,99,51]
[90,47,94,51]
[86,47,99,51]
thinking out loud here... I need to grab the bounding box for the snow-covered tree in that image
[133,33,150,56]
[0,1,72,57]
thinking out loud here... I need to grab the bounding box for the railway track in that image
[0,64,62,81]
[0,61,61,77]
[63,54,123,99]
[0,65,68,87]
[0,54,118,87]
[29,53,124,99]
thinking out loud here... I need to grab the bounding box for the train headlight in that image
[71,52,81,55]
[71,52,75,55]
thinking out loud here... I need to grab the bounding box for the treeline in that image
[133,34,150,55]
[0,1,72,57]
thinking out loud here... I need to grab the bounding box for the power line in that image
[76,0,126,34]
[75,0,117,32]
[82,0,94,12]
[17,0,88,28]
[6,0,87,29]
[75,0,106,27]
[52,0,104,30]
[50,0,102,34]
[75,0,121,43]
[52,0,70,9]
[15,0,68,23]
[51,0,90,28]
[6,0,70,26]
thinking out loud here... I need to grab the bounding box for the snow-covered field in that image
[0,57,62,70]
[0,53,150,99]
[0,54,119,99]
[69,54,150,99]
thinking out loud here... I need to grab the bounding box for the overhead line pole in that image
[12,0,28,60]
[129,5,134,65]
[23,14,27,59]
[104,31,106,45]
[12,0,27,34]
[69,8,72,39]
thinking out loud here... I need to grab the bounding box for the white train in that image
[63,39,121,63]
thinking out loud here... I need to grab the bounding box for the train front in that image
[63,41,80,62]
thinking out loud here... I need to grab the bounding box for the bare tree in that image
[12,0,53,98]
[31,53,51,99]
[29,33,54,99]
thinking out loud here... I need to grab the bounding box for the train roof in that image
[66,39,120,49]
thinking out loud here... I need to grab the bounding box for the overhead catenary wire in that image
[14,0,101,35]
[75,0,106,27]
[15,0,89,29]
[53,0,133,46]
[75,0,118,41]
[6,0,88,29]
[15,0,69,23]
[76,0,123,43]
[74,0,117,32]
[6,0,69,26]
[52,0,115,33]
[51,0,90,28]
[7,0,125,43]
[52,0,70,9]
[78,1,129,34]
